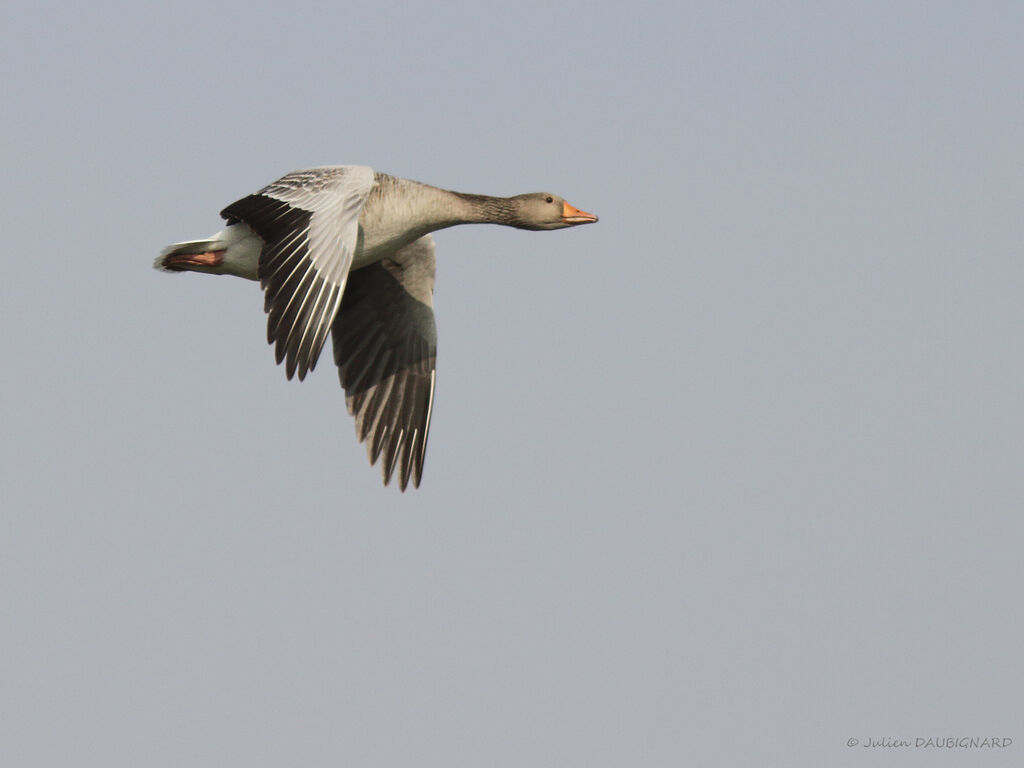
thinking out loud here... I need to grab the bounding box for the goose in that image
[155,165,597,490]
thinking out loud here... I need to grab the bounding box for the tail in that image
[154,238,229,273]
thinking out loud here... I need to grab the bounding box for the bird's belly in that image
[221,224,262,279]
[350,225,424,270]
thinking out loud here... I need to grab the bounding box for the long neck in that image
[367,174,522,232]
[357,175,525,262]
[445,192,521,227]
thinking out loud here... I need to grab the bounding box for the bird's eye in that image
[546,196,553,203]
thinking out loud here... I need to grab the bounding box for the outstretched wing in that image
[221,165,375,380]
[332,236,437,491]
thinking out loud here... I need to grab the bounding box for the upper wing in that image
[331,236,438,491]
[221,165,375,380]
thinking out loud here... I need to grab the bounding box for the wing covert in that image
[221,165,374,380]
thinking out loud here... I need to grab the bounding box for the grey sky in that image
[2,1,1022,765]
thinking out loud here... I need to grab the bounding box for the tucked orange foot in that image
[161,250,226,271]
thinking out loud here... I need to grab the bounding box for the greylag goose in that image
[156,165,598,490]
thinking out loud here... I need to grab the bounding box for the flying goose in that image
[156,165,597,490]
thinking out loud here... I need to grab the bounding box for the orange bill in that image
[561,201,598,224]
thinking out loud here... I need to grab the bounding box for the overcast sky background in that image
[2,2,1022,766]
